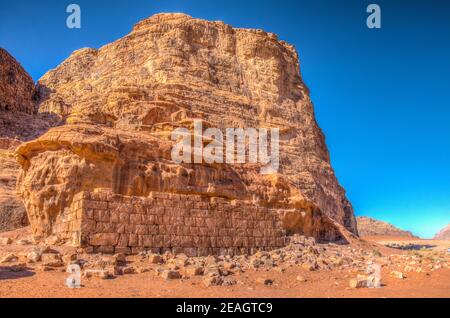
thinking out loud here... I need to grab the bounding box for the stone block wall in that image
[64,191,289,256]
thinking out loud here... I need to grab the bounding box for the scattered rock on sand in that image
[390,271,406,279]
[301,262,317,272]
[0,253,18,263]
[41,253,64,267]
[203,276,223,287]
[185,266,204,277]
[122,266,136,275]
[161,270,182,280]
[148,254,163,264]
[16,239,31,246]
[27,248,43,263]
[0,237,12,245]
[114,253,127,264]
[256,278,274,286]
[349,275,368,289]
[83,269,111,279]
[62,253,78,265]
[296,275,307,283]
[222,277,237,286]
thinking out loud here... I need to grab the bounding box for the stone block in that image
[89,233,119,246]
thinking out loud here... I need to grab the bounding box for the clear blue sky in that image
[1,0,449,238]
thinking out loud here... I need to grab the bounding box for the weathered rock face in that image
[16,13,357,253]
[0,48,36,115]
[0,48,37,232]
[0,48,61,233]
[434,224,450,240]
[0,139,28,232]
[0,48,59,142]
[357,217,417,238]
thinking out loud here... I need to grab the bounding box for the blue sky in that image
[1,0,449,238]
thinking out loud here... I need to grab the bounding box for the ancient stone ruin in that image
[4,13,358,255]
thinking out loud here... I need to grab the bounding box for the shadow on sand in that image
[385,243,437,251]
[0,266,35,280]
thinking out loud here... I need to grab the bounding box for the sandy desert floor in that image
[0,229,449,298]
[1,261,449,298]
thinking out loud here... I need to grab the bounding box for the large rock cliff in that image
[0,48,60,233]
[0,48,36,115]
[0,48,36,232]
[15,14,357,253]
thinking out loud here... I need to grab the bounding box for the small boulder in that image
[349,275,368,289]
[36,265,56,272]
[122,266,136,275]
[222,262,236,270]
[114,253,127,264]
[41,253,64,267]
[83,269,111,279]
[161,270,182,280]
[0,253,18,263]
[148,254,163,264]
[301,262,317,272]
[63,253,78,265]
[44,235,60,246]
[0,237,13,246]
[390,271,406,279]
[137,267,150,273]
[16,239,31,246]
[185,266,204,277]
[222,277,237,286]
[27,248,44,263]
[203,276,223,287]
[256,278,274,286]
[296,275,307,283]
[204,268,221,277]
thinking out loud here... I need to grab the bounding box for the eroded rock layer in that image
[16,13,357,253]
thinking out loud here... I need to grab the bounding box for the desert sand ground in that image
[0,229,449,298]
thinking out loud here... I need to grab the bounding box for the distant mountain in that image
[357,217,418,238]
[434,224,450,240]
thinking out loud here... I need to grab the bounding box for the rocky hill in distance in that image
[434,224,450,240]
[357,216,418,238]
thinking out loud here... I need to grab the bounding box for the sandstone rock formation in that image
[15,13,357,254]
[0,48,35,232]
[434,224,450,240]
[0,48,60,233]
[357,216,417,238]
[0,48,59,141]
[0,48,36,115]
[0,138,28,232]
